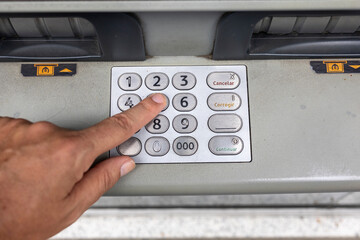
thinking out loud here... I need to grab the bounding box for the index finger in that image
[81,93,166,157]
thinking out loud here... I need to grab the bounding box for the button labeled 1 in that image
[118,94,141,111]
[118,73,142,91]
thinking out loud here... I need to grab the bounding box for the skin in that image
[0,93,166,240]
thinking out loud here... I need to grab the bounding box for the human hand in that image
[0,93,166,240]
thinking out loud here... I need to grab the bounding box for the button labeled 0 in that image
[207,93,241,111]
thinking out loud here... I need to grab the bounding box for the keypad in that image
[110,65,251,163]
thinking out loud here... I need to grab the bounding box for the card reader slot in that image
[0,14,145,61]
[213,12,360,60]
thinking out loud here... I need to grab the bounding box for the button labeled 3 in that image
[207,72,240,89]
[118,94,141,111]
[172,72,196,90]
[207,93,241,111]
[145,137,170,156]
[209,136,243,155]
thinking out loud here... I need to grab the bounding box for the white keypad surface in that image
[110,66,251,163]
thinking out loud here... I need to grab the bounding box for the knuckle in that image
[100,168,115,192]
[111,114,135,132]
[30,121,56,133]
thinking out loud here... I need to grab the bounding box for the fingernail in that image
[151,93,165,104]
[120,160,136,177]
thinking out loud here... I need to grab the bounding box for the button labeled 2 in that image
[145,73,169,90]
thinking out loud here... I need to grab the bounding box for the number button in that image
[173,114,197,133]
[172,93,197,112]
[145,114,170,134]
[117,94,141,111]
[118,73,142,91]
[145,73,169,90]
[173,136,198,156]
[172,72,196,90]
[145,137,170,156]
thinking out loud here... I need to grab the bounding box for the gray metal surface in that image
[110,65,251,164]
[1,57,360,195]
[1,1,360,12]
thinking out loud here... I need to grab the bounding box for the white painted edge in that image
[53,208,360,239]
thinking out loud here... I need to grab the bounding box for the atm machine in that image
[0,0,360,198]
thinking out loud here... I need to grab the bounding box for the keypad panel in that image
[110,65,251,163]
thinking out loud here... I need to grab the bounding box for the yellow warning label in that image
[59,68,72,73]
[323,61,346,73]
[349,65,360,69]
[34,64,58,76]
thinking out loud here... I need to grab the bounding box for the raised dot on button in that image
[173,136,198,156]
[207,72,240,90]
[172,72,196,90]
[145,73,169,90]
[145,137,170,156]
[173,93,197,112]
[209,136,243,155]
[207,93,241,111]
[173,114,197,133]
[208,114,242,133]
[118,73,142,91]
[145,114,170,134]
[116,137,142,156]
[117,94,141,111]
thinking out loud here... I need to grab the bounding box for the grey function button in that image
[207,72,240,90]
[118,73,142,91]
[116,137,142,156]
[209,136,243,155]
[208,114,242,133]
[145,114,170,134]
[207,93,241,111]
[145,137,170,156]
[173,136,198,156]
[173,114,197,133]
[172,72,196,90]
[145,72,169,90]
[173,93,197,112]
[118,94,141,111]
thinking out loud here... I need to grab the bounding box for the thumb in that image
[68,156,135,211]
